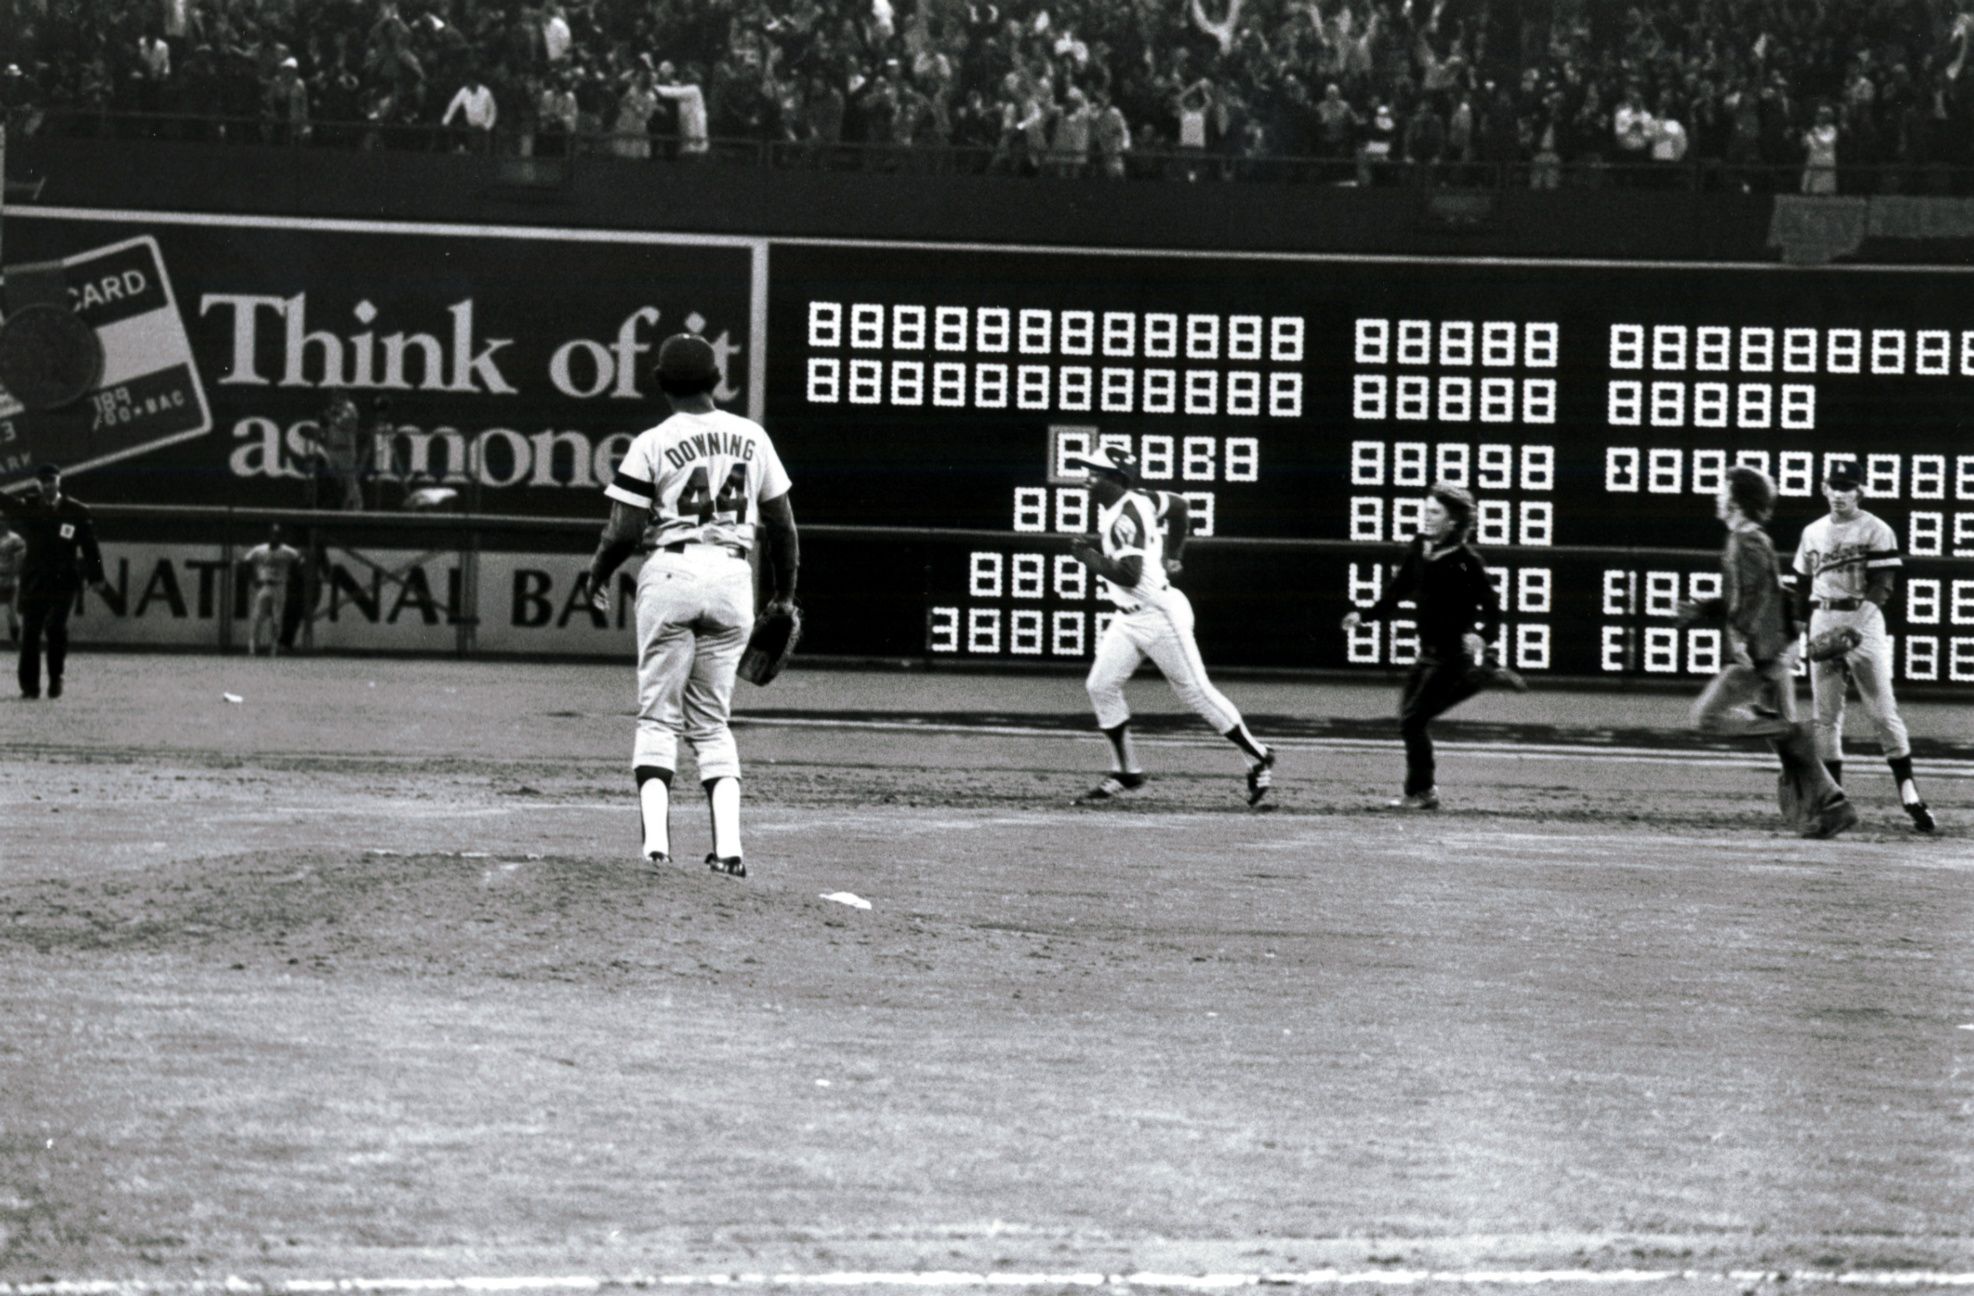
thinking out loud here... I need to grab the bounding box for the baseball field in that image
[2,653,1970,1295]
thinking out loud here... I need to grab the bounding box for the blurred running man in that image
[1678,466,1856,839]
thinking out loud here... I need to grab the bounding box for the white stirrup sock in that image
[706,776,742,860]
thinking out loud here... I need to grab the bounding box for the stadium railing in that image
[12,107,1974,195]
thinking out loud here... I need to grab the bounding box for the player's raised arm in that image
[759,491,799,612]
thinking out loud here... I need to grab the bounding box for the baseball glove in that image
[737,603,802,686]
[1803,625,1863,663]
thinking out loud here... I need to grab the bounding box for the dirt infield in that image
[2,655,1970,1290]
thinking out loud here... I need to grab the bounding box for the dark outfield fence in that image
[60,506,1974,691]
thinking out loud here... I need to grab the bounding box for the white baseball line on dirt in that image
[738,717,1974,779]
[8,1271,1974,1293]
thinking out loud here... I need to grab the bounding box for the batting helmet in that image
[1067,444,1139,484]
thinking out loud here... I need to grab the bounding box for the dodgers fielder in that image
[241,524,302,657]
[1791,461,1935,833]
[1068,446,1275,807]
[587,334,800,878]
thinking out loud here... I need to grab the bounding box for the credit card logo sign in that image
[0,235,213,487]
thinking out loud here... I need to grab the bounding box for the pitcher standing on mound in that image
[587,334,800,879]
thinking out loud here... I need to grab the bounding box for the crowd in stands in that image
[5,0,1974,189]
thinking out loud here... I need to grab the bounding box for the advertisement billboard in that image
[1,210,762,516]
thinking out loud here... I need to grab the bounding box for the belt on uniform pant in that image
[662,541,747,559]
[1814,597,1862,611]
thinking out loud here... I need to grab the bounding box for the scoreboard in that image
[766,244,1974,684]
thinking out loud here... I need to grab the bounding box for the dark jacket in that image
[1360,535,1502,659]
[1694,521,1795,665]
[0,490,106,599]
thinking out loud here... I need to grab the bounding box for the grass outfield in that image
[2,655,1970,1292]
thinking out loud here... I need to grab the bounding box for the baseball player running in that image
[241,524,303,657]
[1067,446,1275,807]
[1792,461,1935,833]
[1340,482,1526,810]
[587,333,799,879]
[1678,466,1855,839]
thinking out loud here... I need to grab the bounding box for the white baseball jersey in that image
[1095,489,1177,611]
[604,409,791,551]
[243,542,301,586]
[1793,509,1901,601]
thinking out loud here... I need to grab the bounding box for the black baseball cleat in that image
[645,850,671,869]
[1906,801,1938,834]
[1245,748,1276,807]
[706,852,746,878]
[19,691,38,701]
[1386,789,1441,811]
[1077,772,1147,804]
[47,679,62,699]
[1486,663,1530,693]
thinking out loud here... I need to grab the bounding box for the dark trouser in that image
[18,587,76,696]
[1398,651,1488,795]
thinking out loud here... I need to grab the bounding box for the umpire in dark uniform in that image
[0,464,109,699]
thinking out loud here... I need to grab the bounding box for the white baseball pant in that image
[1085,591,1244,733]
[1808,605,1910,761]
[633,547,752,779]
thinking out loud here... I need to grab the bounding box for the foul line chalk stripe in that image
[738,717,1974,780]
[8,1272,1974,1294]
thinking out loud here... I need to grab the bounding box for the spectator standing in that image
[1174,77,1213,180]
[1529,88,1567,188]
[1611,86,1653,181]
[543,4,573,66]
[609,68,659,159]
[310,390,364,511]
[655,62,709,156]
[1802,103,1840,194]
[1051,84,1092,175]
[1314,82,1358,180]
[135,26,171,120]
[1403,95,1446,183]
[537,70,578,155]
[801,74,845,164]
[1650,91,1688,186]
[1445,91,1475,183]
[1358,100,1398,183]
[1093,87,1131,176]
[264,55,310,145]
[441,69,498,151]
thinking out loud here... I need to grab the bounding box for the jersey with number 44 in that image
[605,409,792,552]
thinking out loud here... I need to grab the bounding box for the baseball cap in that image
[1826,460,1864,491]
[1066,444,1139,481]
[654,332,720,386]
[33,463,62,481]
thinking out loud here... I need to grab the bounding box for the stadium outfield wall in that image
[3,145,1972,687]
